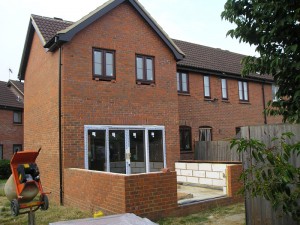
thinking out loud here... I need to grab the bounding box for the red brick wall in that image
[227,164,243,198]
[0,109,23,160]
[61,2,180,170]
[23,32,60,202]
[179,73,282,159]
[63,169,177,216]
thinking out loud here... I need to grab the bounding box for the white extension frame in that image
[84,125,167,174]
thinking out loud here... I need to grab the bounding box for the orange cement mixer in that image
[4,149,49,216]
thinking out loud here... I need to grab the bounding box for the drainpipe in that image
[262,83,267,124]
[58,46,63,205]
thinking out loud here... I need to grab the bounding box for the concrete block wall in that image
[175,162,228,194]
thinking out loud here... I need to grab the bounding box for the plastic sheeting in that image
[49,213,158,225]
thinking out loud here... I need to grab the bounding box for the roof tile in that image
[0,81,24,109]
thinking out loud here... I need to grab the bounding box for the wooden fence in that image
[194,141,241,161]
[241,124,300,225]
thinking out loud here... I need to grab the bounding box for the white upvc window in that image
[84,125,166,175]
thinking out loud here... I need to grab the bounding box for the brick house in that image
[0,80,24,160]
[18,0,280,214]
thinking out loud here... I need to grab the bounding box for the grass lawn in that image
[158,203,245,225]
[0,179,92,225]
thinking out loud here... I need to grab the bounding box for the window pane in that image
[13,112,22,123]
[105,53,114,76]
[146,58,153,81]
[180,127,191,151]
[204,76,210,97]
[13,145,22,154]
[243,82,248,100]
[182,73,187,92]
[177,73,180,91]
[94,51,102,76]
[88,130,106,171]
[130,130,146,174]
[109,130,126,174]
[238,81,243,100]
[272,84,279,101]
[222,79,227,99]
[199,128,212,141]
[136,57,143,80]
[149,130,163,172]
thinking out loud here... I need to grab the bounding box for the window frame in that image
[13,111,22,124]
[199,126,212,141]
[272,84,279,102]
[92,48,116,80]
[0,145,3,160]
[135,54,155,84]
[179,126,192,152]
[203,75,211,98]
[177,71,189,93]
[221,78,228,100]
[13,144,22,154]
[84,125,166,174]
[238,81,249,101]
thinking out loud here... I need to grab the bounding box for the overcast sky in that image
[0,0,257,82]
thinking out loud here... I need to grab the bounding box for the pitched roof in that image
[19,0,185,80]
[173,39,272,81]
[8,80,24,95]
[0,81,24,109]
[31,15,73,45]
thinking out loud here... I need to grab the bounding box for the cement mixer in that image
[4,148,49,216]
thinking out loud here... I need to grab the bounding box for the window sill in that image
[13,123,23,126]
[204,98,218,102]
[178,92,190,96]
[180,151,194,154]
[239,101,250,104]
[136,82,155,87]
[93,77,116,82]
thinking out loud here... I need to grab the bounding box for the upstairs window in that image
[199,126,212,141]
[272,84,279,102]
[179,126,192,151]
[93,48,115,80]
[13,111,22,124]
[238,81,249,101]
[204,76,210,98]
[177,72,189,93]
[136,55,154,84]
[221,78,228,100]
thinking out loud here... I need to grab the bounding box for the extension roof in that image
[0,80,24,110]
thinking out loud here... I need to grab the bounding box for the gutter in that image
[58,46,63,205]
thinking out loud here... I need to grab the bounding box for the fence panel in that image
[195,141,241,161]
[241,124,300,225]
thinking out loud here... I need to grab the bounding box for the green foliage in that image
[231,133,300,221]
[221,0,300,123]
[0,160,11,179]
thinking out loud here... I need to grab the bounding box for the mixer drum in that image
[4,175,39,203]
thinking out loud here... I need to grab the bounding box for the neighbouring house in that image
[0,80,24,160]
[17,0,280,217]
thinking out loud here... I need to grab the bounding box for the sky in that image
[0,0,257,82]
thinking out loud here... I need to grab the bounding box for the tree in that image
[231,133,300,221]
[221,0,300,123]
